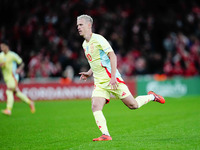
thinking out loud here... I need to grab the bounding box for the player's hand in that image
[108,77,118,90]
[0,62,5,67]
[79,72,91,81]
[16,68,22,74]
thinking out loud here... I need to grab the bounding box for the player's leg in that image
[92,97,108,135]
[122,94,155,109]
[122,92,165,109]
[15,87,35,113]
[114,82,157,109]
[1,89,14,115]
[92,97,112,141]
[9,75,35,113]
[121,94,138,109]
[1,78,16,115]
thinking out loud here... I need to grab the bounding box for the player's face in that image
[0,44,8,53]
[77,19,90,36]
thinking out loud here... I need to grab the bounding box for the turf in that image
[0,96,200,150]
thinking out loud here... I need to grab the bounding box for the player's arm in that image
[0,63,5,67]
[16,62,24,74]
[79,68,93,81]
[12,52,24,74]
[96,35,118,90]
[107,51,118,90]
[0,57,5,67]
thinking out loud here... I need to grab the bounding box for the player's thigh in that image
[110,83,138,109]
[92,86,110,111]
[5,77,18,91]
[121,95,138,109]
[92,84,110,100]
[110,83,131,99]
[92,97,107,112]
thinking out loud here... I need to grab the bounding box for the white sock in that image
[135,95,155,108]
[93,110,110,136]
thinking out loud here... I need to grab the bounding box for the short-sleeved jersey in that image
[82,33,122,84]
[0,51,22,82]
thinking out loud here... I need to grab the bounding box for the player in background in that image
[0,40,35,116]
[77,15,165,141]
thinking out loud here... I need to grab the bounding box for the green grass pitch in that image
[0,96,200,150]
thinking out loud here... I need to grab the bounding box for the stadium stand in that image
[0,0,200,80]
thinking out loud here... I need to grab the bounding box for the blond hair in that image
[77,14,93,25]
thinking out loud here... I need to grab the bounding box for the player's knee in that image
[7,88,15,92]
[128,103,138,110]
[92,103,101,112]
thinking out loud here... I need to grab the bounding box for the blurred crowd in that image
[0,0,200,81]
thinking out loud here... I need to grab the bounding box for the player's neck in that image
[3,49,9,54]
[84,32,93,42]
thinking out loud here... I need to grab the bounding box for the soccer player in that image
[77,15,165,141]
[0,40,35,116]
